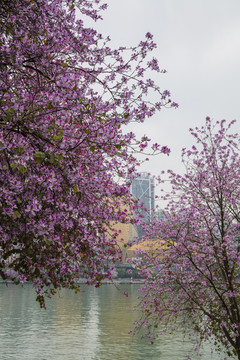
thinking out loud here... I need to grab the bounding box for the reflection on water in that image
[0,284,231,360]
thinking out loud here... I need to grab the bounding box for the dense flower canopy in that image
[0,0,176,305]
[135,119,240,359]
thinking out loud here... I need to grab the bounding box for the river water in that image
[0,283,231,360]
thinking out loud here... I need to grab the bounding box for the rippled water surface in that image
[0,284,231,360]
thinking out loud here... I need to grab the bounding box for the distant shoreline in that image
[0,278,144,285]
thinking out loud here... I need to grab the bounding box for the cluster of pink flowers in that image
[135,119,240,359]
[0,0,175,306]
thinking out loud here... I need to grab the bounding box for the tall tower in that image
[130,172,155,239]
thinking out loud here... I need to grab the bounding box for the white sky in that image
[84,0,240,198]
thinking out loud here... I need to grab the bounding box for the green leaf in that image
[44,237,52,246]
[84,129,90,135]
[90,146,95,152]
[73,185,78,193]
[53,135,61,141]
[5,108,14,121]
[57,154,64,161]
[5,23,13,36]
[47,103,53,109]
[34,151,45,158]
[49,153,55,163]
[10,163,18,169]
[20,165,27,174]
[14,147,24,155]
[53,129,64,142]
[13,210,20,218]
[34,151,46,163]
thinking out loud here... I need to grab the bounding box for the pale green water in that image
[0,283,231,360]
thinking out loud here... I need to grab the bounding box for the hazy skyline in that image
[85,0,240,199]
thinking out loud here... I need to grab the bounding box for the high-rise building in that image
[130,172,155,239]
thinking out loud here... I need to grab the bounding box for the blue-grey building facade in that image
[130,172,155,239]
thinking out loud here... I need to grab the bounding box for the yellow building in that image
[126,239,176,259]
[110,221,138,262]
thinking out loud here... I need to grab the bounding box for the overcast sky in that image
[85,0,240,197]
